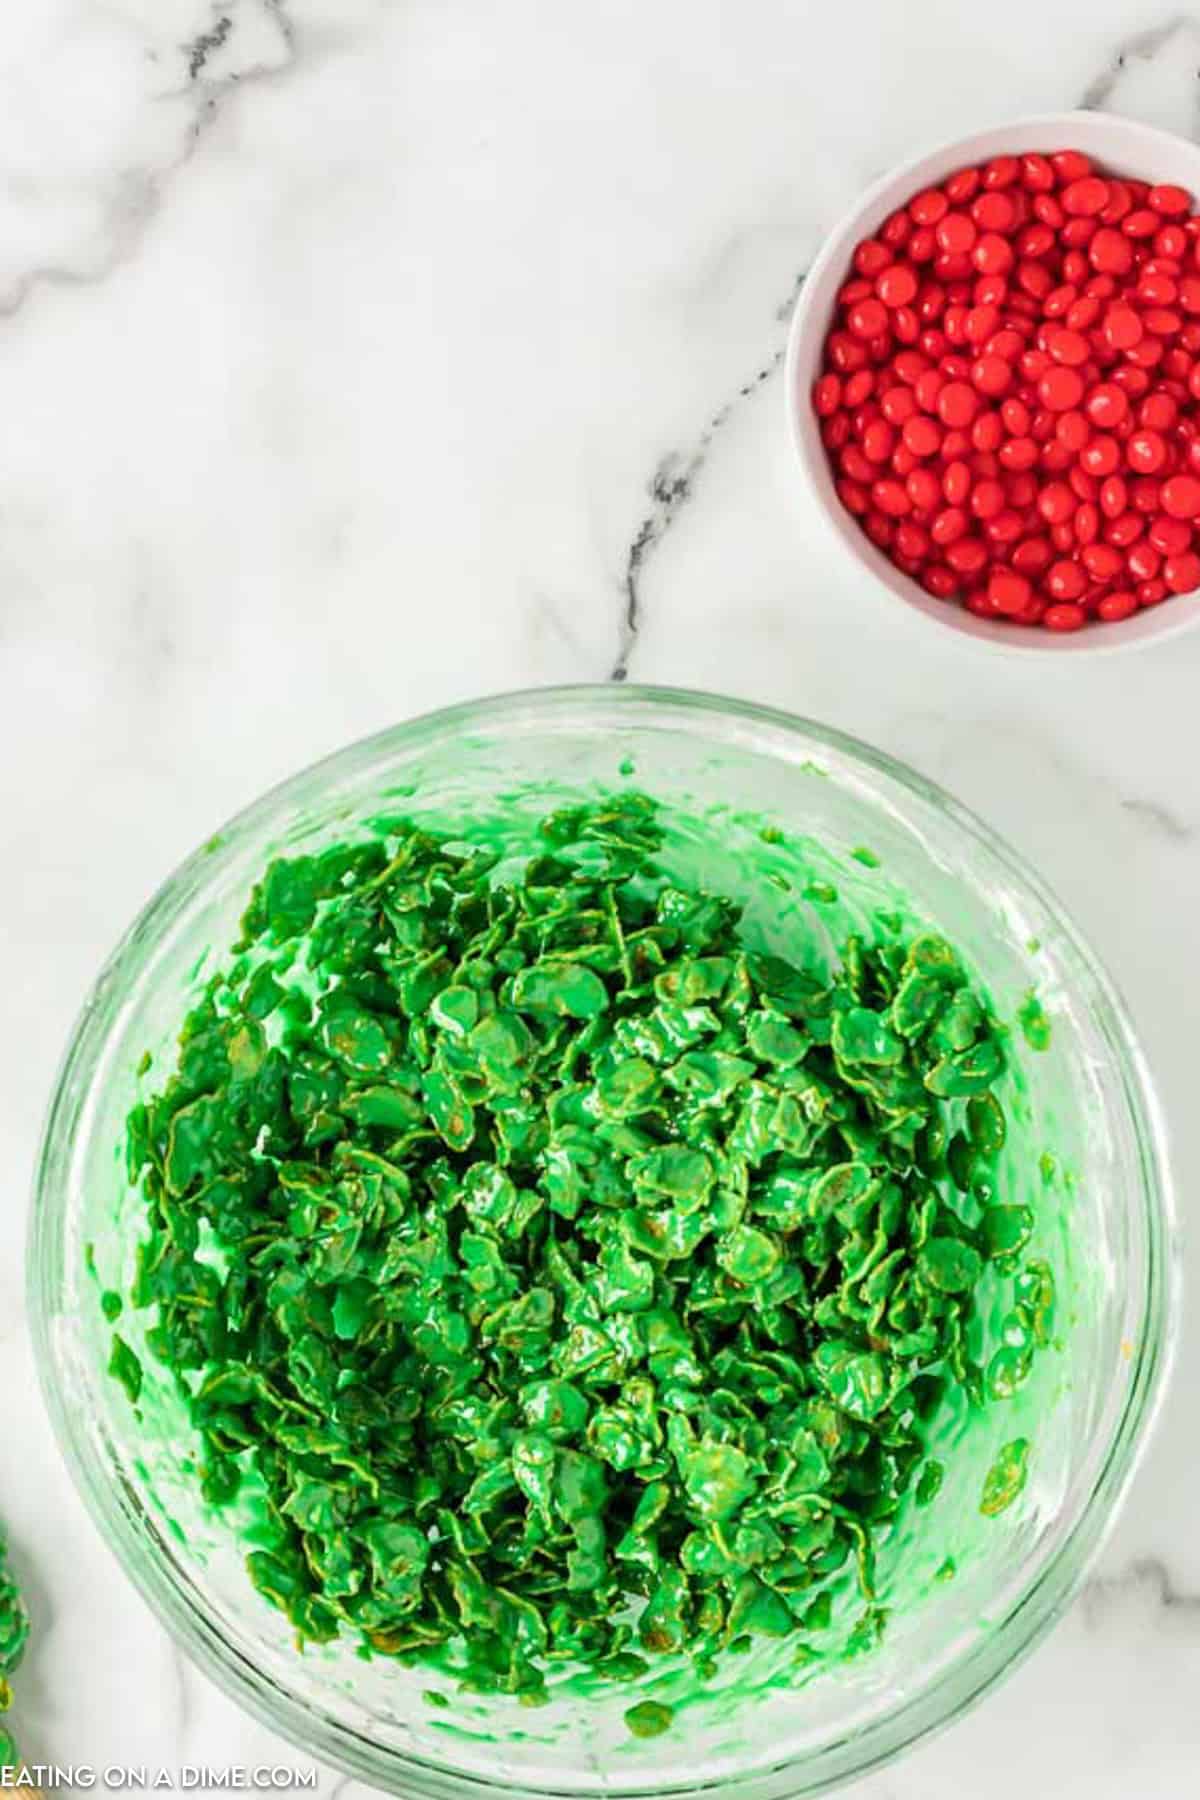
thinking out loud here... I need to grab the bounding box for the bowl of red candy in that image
[786,113,1200,649]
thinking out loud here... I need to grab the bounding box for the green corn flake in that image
[808,1161,873,1219]
[346,1086,424,1131]
[980,1439,1031,1516]
[665,1050,756,1106]
[981,1205,1033,1260]
[676,1440,756,1520]
[321,1007,392,1075]
[946,1131,975,1193]
[914,1460,944,1508]
[108,1334,143,1404]
[596,1057,660,1117]
[891,970,949,1040]
[966,1091,1007,1154]
[716,1225,781,1285]
[832,1008,904,1067]
[1016,1260,1057,1348]
[511,962,610,1019]
[744,1011,810,1067]
[812,1341,888,1420]
[112,792,1047,1700]
[986,1344,1033,1401]
[1017,991,1052,1052]
[802,1590,833,1631]
[625,1700,674,1739]
[918,1237,984,1295]
[422,1069,476,1151]
[925,1036,1005,1097]
[728,1576,794,1638]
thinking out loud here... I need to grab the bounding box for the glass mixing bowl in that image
[30,686,1177,1798]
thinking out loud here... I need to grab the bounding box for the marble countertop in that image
[2,1,1198,1793]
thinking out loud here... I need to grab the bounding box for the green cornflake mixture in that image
[0,1529,29,1769]
[115,793,1047,1702]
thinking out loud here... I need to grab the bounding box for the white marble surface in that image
[2,1,1199,1793]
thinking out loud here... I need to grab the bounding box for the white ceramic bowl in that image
[785,111,1200,654]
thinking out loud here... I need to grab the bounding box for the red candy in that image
[989,569,1030,614]
[848,297,889,339]
[1161,473,1200,517]
[1127,429,1168,474]
[1086,382,1129,427]
[1062,176,1110,217]
[1150,184,1191,217]
[1164,549,1200,591]
[877,263,919,308]
[937,381,979,427]
[971,354,1012,395]
[814,146,1200,628]
[1039,366,1085,411]
[903,415,942,457]
[1045,325,1089,365]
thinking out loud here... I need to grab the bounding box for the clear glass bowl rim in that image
[29,683,1180,1800]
